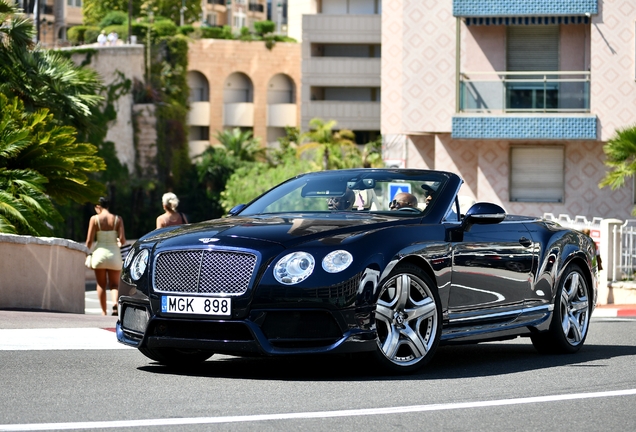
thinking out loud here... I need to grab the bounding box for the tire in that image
[139,347,214,366]
[373,263,442,373]
[531,263,591,354]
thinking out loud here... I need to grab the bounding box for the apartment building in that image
[187,38,301,157]
[15,0,83,46]
[202,0,267,30]
[382,0,636,221]
[301,0,382,143]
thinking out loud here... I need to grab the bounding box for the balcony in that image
[248,3,264,13]
[303,14,381,44]
[303,58,381,86]
[224,102,254,127]
[267,104,297,128]
[459,71,590,113]
[188,102,210,126]
[302,101,380,131]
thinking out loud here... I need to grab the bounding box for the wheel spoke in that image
[567,313,583,342]
[375,303,393,322]
[401,325,428,357]
[571,298,588,314]
[406,297,436,321]
[395,275,410,310]
[382,325,400,358]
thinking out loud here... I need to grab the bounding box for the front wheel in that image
[373,264,442,373]
[531,263,591,354]
[139,347,214,366]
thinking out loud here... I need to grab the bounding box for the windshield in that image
[238,170,451,216]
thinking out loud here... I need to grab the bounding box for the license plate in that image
[161,296,231,316]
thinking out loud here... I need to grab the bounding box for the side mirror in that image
[462,202,506,231]
[228,204,246,216]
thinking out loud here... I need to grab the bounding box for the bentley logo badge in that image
[198,238,219,244]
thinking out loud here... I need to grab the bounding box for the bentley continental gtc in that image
[117,169,597,373]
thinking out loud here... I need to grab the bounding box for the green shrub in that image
[84,26,101,44]
[99,11,128,28]
[254,20,275,36]
[178,25,195,36]
[67,25,88,45]
[131,22,149,41]
[153,20,178,37]
[200,26,223,39]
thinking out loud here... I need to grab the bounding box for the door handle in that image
[519,237,532,247]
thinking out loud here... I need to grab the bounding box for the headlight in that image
[123,247,135,269]
[274,252,315,285]
[130,249,149,280]
[322,250,353,273]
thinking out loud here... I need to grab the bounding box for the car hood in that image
[139,213,411,249]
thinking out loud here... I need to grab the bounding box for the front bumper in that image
[116,298,377,356]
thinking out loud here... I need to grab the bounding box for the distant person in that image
[390,192,418,210]
[156,192,188,228]
[327,189,355,211]
[85,197,126,316]
[422,188,434,207]
[97,30,107,46]
[107,31,118,46]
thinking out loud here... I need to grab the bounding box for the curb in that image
[593,307,636,318]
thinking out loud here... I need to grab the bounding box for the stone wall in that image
[0,234,88,314]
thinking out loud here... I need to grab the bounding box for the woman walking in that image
[85,197,126,316]
[156,192,188,228]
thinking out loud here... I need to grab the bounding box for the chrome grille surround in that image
[153,248,258,296]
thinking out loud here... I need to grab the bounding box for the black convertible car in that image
[117,169,598,373]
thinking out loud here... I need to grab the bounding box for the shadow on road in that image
[136,341,636,381]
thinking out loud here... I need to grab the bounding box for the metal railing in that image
[459,71,591,113]
[614,220,636,281]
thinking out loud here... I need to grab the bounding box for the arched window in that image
[187,71,209,102]
[267,74,295,104]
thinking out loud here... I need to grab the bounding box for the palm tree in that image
[0,1,103,133]
[0,94,105,235]
[298,118,359,171]
[599,125,636,195]
[213,128,265,162]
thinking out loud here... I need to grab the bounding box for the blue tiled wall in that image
[453,0,598,17]
[451,115,598,140]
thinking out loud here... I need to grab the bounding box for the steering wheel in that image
[397,207,421,213]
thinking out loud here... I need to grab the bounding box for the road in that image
[1,308,635,431]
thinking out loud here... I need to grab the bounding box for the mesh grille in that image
[154,250,257,295]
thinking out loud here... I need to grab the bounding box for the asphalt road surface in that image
[0,309,635,431]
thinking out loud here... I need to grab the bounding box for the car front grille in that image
[153,249,257,295]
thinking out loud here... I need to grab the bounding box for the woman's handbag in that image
[85,254,92,269]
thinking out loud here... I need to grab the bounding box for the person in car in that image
[390,192,418,210]
[327,189,356,211]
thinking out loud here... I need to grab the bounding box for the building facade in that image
[202,0,267,30]
[382,0,636,221]
[187,38,301,157]
[301,0,382,143]
[15,0,83,47]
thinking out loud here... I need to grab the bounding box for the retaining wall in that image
[0,234,88,313]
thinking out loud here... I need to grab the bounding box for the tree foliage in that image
[0,94,106,235]
[600,125,636,190]
[298,118,359,170]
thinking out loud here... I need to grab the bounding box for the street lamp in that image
[180,0,186,27]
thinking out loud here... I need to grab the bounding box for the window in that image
[312,87,381,102]
[510,146,564,202]
[506,26,559,112]
[190,126,210,141]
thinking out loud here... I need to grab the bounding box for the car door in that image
[448,220,536,323]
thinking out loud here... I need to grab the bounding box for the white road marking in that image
[0,328,130,350]
[1,388,635,431]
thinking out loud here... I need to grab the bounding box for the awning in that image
[464,16,590,26]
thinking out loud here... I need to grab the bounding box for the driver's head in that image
[328,189,355,210]
[390,192,418,210]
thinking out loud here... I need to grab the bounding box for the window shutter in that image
[510,146,564,202]
[507,26,559,72]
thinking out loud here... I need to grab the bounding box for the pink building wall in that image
[382,0,636,222]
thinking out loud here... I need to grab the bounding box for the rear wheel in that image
[531,263,591,354]
[138,347,214,366]
[373,264,442,373]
